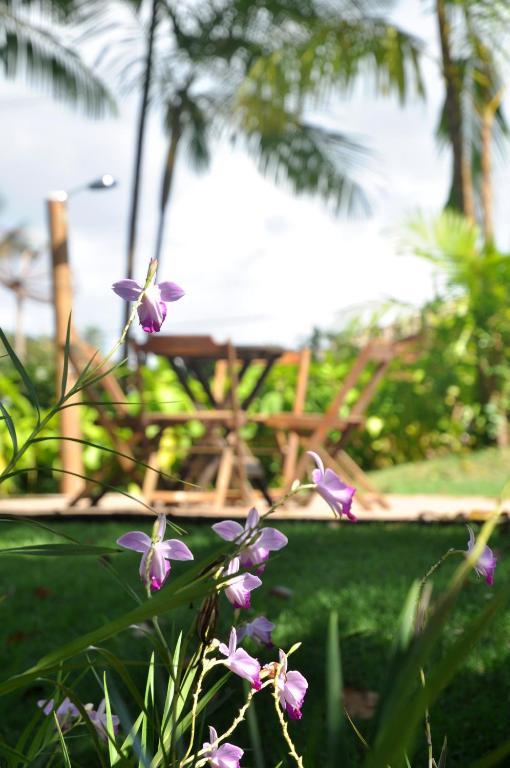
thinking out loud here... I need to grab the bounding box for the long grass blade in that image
[104,672,121,766]
[140,654,156,767]
[53,712,72,768]
[365,578,510,767]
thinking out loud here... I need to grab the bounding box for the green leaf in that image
[326,611,344,766]
[60,314,72,400]
[0,543,123,557]
[437,735,447,768]
[0,327,40,422]
[0,400,18,457]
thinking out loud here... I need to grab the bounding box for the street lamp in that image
[47,175,117,497]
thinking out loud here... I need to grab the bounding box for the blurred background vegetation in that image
[1,0,510,493]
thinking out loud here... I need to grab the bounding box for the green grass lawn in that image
[0,517,509,766]
[369,446,510,496]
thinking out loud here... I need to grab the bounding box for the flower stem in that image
[272,662,304,768]
[179,648,211,766]
[418,548,463,595]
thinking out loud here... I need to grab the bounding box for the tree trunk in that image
[480,107,493,243]
[154,114,182,274]
[122,0,158,354]
[435,0,475,221]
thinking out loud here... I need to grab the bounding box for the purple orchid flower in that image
[38,697,79,728]
[238,616,275,647]
[87,699,120,742]
[274,649,308,720]
[117,513,193,591]
[213,507,288,571]
[307,451,357,521]
[219,627,261,690]
[112,272,184,333]
[202,725,244,768]
[467,526,497,586]
[223,557,262,609]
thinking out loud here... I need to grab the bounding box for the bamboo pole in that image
[47,194,84,495]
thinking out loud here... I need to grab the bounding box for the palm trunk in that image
[122,0,158,354]
[435,0,474,221]
[480,107,493,243]
[154,114,182,273]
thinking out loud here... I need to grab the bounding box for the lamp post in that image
[47,175,117,496]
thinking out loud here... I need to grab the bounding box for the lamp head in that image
[88,174,117,190]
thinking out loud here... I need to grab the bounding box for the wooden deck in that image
[0,493,507,523]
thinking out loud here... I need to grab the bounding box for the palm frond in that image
[242,15,424,111]
[242,110,370,214]
[0,3,116,116]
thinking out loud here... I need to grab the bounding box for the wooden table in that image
[132,335,287,508]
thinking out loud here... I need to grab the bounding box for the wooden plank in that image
[1,493,508,523]
[282,348,311,489]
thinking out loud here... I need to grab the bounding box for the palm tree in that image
[90,0,424,343]
[434,0,509,226]
[0,1,115,115]
[132,1,425,272]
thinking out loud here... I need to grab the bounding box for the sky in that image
[0,0,509,350]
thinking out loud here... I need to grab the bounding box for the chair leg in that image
[282,431,300,492]
[142,452,160,504]
[214,445,234,511]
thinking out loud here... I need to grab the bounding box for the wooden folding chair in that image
[256,335,420,509]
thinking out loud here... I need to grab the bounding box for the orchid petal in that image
[311,467,323,484]
[159,539,194,561]
[307,450,325,476]
[226,648,261,689]
[284,670,308,709]
[215,742,244,766]
[117,531,151,553]
[212,521,244,541]
[150,551,170,590]
[257,527,288,552]
[245,507,259,531]
[158,281,185,302]
[138,293,167,333]
[112,279,142,301]
[228,627,238,656]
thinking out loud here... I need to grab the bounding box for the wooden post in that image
[47,193,84,495]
